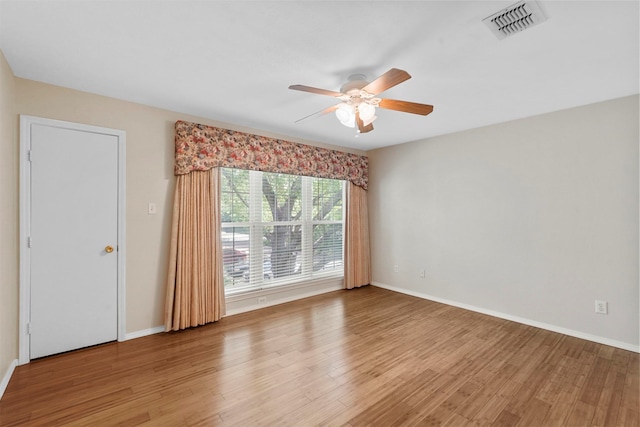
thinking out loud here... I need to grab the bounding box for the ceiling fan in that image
[289,68,433,134]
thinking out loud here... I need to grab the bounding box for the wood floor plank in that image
[565,399,597,426]
[580,356,612,406]
[591,367,626,426]
[1,286,637,426]
[515,397,551,426]
[470,394,511,425]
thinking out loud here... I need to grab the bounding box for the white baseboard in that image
[0,359,18,401]
[124,325,165,341]
[372,282,640,353]
[122,280,344,338]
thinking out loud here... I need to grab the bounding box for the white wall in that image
[368,95,639,350]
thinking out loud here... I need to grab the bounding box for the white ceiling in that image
[1,1,638,151]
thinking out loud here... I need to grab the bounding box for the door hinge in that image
[27,236,32,248]
[28,149,32,162]
[27,323,31,335]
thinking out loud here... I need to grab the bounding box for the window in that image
[221,168,344,293]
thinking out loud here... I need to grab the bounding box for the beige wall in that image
[369,95,639,349]
[14,77,364,336]
[0,51,18,386]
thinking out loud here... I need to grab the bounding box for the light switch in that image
[148,202,157,215]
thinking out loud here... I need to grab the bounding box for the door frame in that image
[19,115,126,365]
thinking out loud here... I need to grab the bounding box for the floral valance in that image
[174,120,368,190]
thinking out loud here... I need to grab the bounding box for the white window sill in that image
[224,275,344,316]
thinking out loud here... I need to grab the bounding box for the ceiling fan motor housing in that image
[339,75,380,110]
[340,74,369,93]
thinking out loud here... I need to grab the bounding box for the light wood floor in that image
[1,286,638,426]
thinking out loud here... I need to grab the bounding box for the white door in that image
[29,122,120,359]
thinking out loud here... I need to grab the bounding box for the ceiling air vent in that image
[482,0,547,40]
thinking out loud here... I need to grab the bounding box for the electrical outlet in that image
[393,265,399,273]
[257,296,267,304]
[595,300,608,314]
[419,269,426,278]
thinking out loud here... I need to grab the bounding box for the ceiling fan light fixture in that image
[362,114,377,127]
[335,103,355,128]
[358,102,376,123]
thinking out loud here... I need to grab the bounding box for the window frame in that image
[221,169,345,296]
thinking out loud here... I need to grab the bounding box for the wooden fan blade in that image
[289,84,343,97]
[355,112,374,133]
[294,104,339,123]
[362,68,411,95]
[378,98,434,115]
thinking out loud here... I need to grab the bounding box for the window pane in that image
[221,169,249,222]
[263,224,302,280]
[312,223,343,272]
[221,226,250,289]
[312,177,343,221]
[261,173,302,222]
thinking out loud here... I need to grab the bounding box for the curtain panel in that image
[165,169,225,331]
[175,120,368,190]
[344,182,372,289]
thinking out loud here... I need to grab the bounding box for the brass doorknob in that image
[105,245,114,253]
